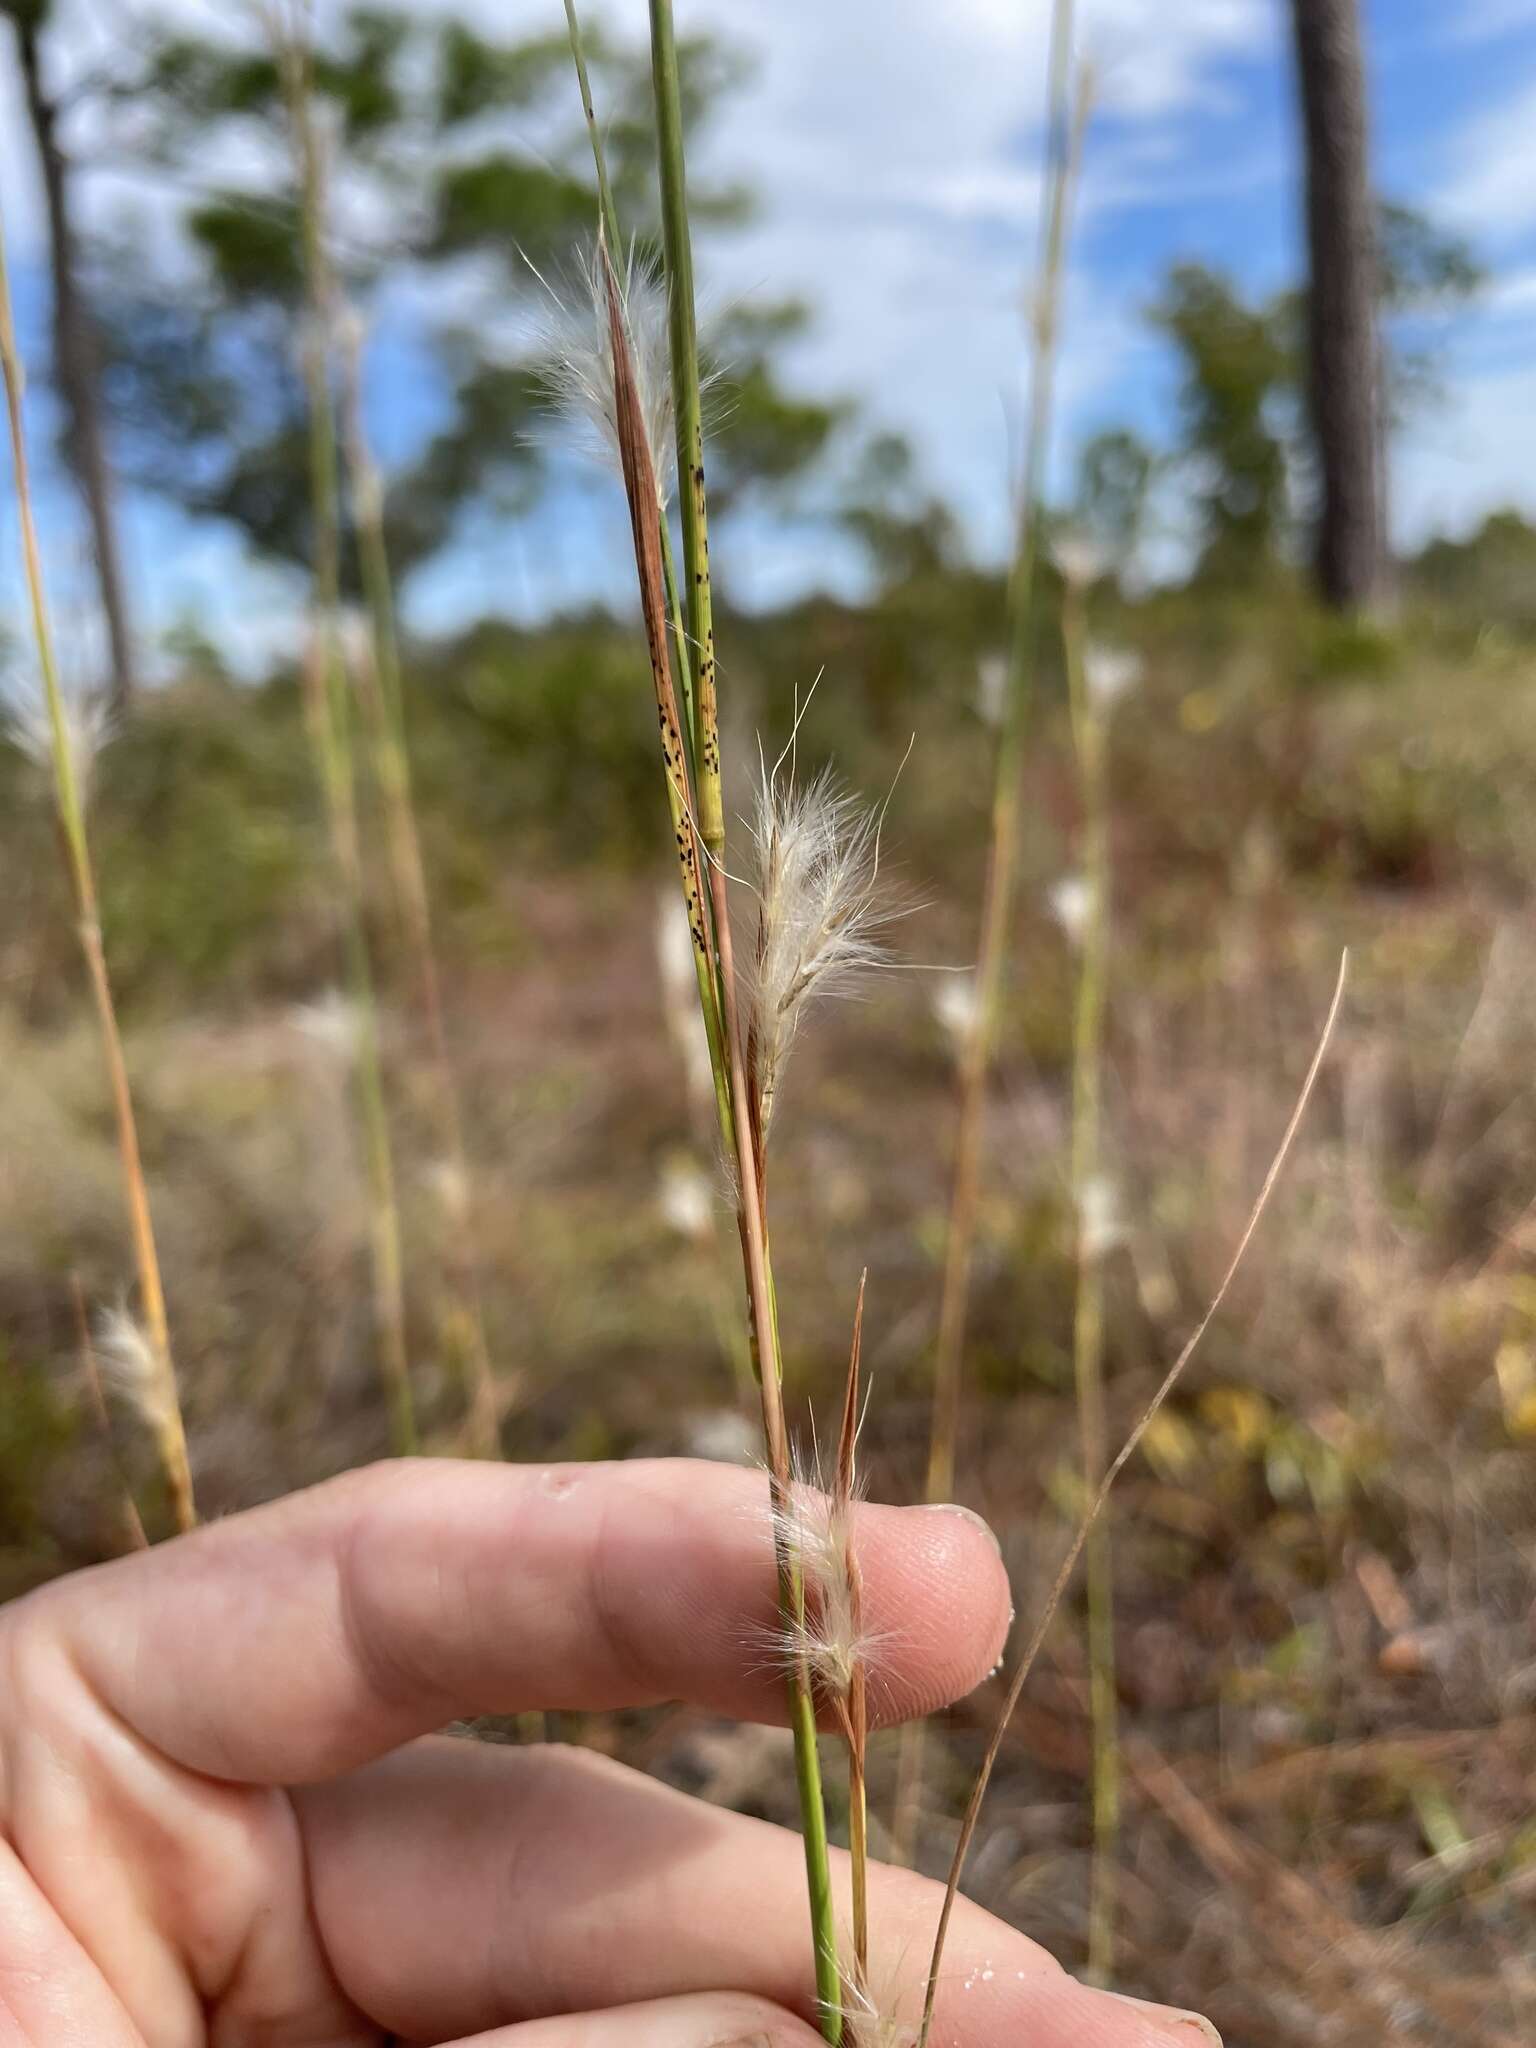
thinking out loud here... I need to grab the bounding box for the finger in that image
[299,1738,1218,2047]
[0,1843,142,2048]
[438,1991,822,2048]
[21,1458,1009,1784]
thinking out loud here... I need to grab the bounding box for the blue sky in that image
[3,0,1536,673]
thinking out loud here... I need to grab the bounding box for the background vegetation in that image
[3,3,1535,2042]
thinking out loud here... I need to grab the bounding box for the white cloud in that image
[1395,309,1536,546]
[1436,67,1536,238]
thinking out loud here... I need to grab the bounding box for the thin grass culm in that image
[1060,564,1131,1981]
[0,207,195,1539]
[558,4,844,2028]
[268,3,416,1454]
[337,309,502,1458]
[916,958,1348,2047]
[894,0,1088,1868]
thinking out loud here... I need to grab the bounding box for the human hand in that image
[0,1457,1218,2045]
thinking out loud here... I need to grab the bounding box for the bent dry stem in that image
[917,959,1348,2047]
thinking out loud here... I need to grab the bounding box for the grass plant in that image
[0,207,195,1537]
[1060,575,1129,1980]
[337,310,501,1457]
[268,3,415,1453]
[558,2,848,2023]
[894,0,1089,1867]
[915,958,1347,2044]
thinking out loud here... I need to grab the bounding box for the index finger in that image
[18,1457,1010,1784]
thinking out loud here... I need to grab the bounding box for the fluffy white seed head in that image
[931,969,980,1055]
[837,1972,921,2048]
[658,1157,714,1241]
[4,680,113,804]
[1083,642,1143,710]
[975,651,1007,727]
[95,1309,171,1429]
[747,764,891,1135]
[765,1475,880,1699]
[533,241,677,506]
[288,989,362,1061]
[1079,1170,1127,1259]
[1053,532,1109,589]
[425,1156,470,1226]
[1048,873,1091,946]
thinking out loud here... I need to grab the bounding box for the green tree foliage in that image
[1074,427,1157,568]
[836,430,962,589]
[79,6,831,591]
[1120,203,1482,586]
[1149,263,1296,583]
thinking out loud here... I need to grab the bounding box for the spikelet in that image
[766,1472,876,1697]
[746,763,890,1136]
[975,651,1007,727]
[532,240,677,507]
[1047,872,1090,945]
[931,968,980,1056]
[1052,531,1109,590]
[1082,642,1143,709]
[95,1304,195,1534]
[4,678,113,804]
[95,1307,164,1422]
[288,988,363,1060]
[836,1971,921,2048]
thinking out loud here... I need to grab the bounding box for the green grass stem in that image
[895,0,1086,1867]
[274,15,416,1455]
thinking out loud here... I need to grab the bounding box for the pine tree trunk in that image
[16,14,137,707]
[1290,0,1384,614]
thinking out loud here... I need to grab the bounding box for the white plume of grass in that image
[1053,530,1109,590]
[762,1465,887,1700]
[931,968,980,1056]
[1048,872,1091,945]
[4,677,113,804]
[288,988,362,1061]
[531,239,678,507]
[975,651,1007,726]
[746,762,892,1136]
[95,1307,162,1418]
[837,1971,921,2048]
[95,1305,184,1446]
[1083,642,1143,709]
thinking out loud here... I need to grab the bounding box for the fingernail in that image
[1102,1989,1223,2044]
[924,1501,1003,1556]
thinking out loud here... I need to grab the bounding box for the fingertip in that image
[856,1497,1012,1720]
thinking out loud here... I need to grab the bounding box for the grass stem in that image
[648,0,720,846]
[338,314,501,1457]
[1063,579,1119,1982]
[917,959,1348,2048]
[273,10,415,1454]
[0,208,194,1536]
[895,0,1085,1865]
